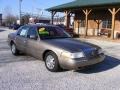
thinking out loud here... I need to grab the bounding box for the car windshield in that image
[37,26,71,39]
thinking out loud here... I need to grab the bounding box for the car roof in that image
[25,24,59,28]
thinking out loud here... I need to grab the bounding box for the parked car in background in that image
[8,24,105,72]
[9,24,22,30]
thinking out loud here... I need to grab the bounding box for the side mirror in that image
[29,35,38,40]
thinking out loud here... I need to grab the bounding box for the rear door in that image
[15,26,29,52]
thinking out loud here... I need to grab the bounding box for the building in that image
[47,0,120,39]
[0,14,2,26]
[52,17,64,25]
[29,17,50,24]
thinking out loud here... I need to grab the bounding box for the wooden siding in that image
[74,9,120,36]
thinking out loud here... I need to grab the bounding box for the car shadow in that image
[0,30,5,32]
[75,55,120,74]
[0,51,38,66]
[0,55,37,65]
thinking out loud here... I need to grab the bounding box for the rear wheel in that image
[11,43,19,55]
[44,51,60,72]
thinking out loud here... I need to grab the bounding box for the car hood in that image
[43,38,100,53]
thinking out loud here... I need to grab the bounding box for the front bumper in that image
[59,54,105,70]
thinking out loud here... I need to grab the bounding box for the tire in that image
[11,43,19,55]
[44,51,60,72]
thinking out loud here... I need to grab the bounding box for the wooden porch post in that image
[77,20,80,34]
[94,20,102,36]
[108,8,120,39]
[51,11,56,25]
[65,11,71,28]
[83,9,92,36]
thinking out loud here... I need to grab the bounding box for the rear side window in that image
[27,27,37,37]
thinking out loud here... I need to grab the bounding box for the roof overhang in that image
[46,0,120,12]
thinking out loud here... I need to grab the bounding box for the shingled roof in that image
[47,0,120,11]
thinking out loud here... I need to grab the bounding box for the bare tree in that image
[5,15,18,26]
[3,6,17,26]
[21,13,31,24]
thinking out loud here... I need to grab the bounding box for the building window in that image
[102,20,112,29]
[80,20,85,27]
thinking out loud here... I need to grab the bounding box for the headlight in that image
[98,49,104,54]
[61,52,85,59]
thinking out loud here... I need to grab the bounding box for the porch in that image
[47,0,120,40]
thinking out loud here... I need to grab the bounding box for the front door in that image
[26,27,43,59]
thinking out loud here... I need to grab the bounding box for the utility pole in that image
[19,0,22,25]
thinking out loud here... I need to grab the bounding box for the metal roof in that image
[47,0,120,11]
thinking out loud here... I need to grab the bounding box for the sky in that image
[0,0,74,17]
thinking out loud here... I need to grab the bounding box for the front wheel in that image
[44,51,60,72]
[11,43,19,55]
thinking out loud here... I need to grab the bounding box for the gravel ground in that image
[0,28,120,90]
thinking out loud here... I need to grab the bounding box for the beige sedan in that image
[8,24,105,72]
